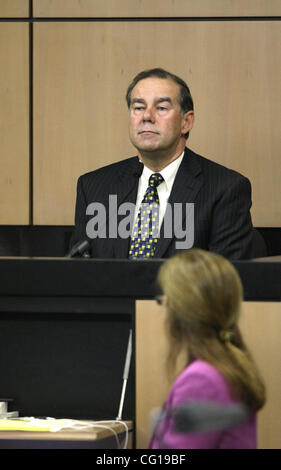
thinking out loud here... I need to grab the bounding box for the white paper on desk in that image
[0,417,93,433]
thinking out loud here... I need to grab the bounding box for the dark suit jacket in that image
[72,147,254,260]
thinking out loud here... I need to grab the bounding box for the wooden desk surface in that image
[0,420,132,448]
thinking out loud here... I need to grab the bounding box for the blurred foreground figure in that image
[149,249,266,449]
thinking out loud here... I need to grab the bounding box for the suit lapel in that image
[113,157,143,258]
[154,148,203,257]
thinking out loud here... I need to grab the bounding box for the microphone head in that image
[67,238,90,258]
[172,401,249,433]
[76,239,90,255]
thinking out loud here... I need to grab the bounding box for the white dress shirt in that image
[132,152,184,233]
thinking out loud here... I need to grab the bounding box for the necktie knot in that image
[149,173,164,189]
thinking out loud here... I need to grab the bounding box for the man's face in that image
[128,77,193,156]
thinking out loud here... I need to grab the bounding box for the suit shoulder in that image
[78,156,139,182]
[187,148,250,184]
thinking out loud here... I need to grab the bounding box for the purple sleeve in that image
[150,367,231,449]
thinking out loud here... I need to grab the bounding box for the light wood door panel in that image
[33,0,281,18]
[0,0,29,17]
[0,23,29,224]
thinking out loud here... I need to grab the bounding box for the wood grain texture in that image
[239,302,281,450]
[136,300,281,449]
[0,0,29,17]
[33,21,280,225]
[33,0,281,18]
[0,23,29,224]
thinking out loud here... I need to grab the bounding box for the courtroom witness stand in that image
[149,249,266,449]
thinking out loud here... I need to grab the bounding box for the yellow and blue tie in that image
[128,173,164,259]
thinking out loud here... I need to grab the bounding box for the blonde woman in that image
[149,249,265,449]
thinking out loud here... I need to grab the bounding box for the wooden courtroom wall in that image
[0,1,280,226]
[33,0,281,18]
[0,21,29,224]
[0,0,29,17]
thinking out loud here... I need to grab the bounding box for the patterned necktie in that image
[129,173,164,259]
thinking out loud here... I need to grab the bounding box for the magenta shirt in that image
[149,359,256,449]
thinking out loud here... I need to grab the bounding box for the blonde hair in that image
[158,249,266,411]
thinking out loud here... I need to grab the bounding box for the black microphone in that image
[67,162,143,258]
[66,238,91,258]
[170,401,249,433]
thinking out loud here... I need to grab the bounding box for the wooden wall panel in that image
[136,300,281,449]
[0,0,29,17]
[0,24,29,224]
[33,0,281,18]
[239,302,281,450]
[34,21,280,226]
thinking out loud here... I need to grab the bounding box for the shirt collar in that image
[141,151,185,192]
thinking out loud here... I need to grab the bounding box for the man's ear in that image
[181,110,195,135]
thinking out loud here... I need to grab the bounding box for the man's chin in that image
[137,147,161,157]
[132,140,162,153]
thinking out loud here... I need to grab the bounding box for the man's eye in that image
[157,106,167,111]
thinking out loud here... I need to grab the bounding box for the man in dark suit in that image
[72,68,254,260]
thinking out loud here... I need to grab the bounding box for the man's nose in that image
[142,106,155,122]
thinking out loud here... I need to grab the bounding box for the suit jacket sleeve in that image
[208,175,253,260]
[70,176,88,248]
